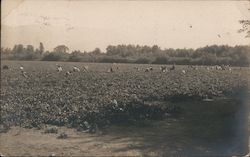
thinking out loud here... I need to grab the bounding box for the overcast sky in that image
[1,0,250,52]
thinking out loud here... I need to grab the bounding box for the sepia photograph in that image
[1,0,250,156]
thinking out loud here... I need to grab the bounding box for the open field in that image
[0,60,249,156]
[1,61,249,128]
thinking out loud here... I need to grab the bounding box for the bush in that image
[42,53,61,61]
[134,58,151,64]
[100,57,131,63]
[152,56,169,64]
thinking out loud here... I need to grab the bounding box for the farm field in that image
[0,60,249,156]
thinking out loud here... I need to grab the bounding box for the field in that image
[0,60,249,156]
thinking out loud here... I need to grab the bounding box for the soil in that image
[0,126,145,156]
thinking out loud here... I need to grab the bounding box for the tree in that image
[68,50,83,62]
[238,8,250,38]
[13,44,24,54]
[152,45,160,54]
[238,20,250,38]
[1,47,13,60]
[26,45,34,54]
[12,44,25,59]
[24,45,42,60]
[42,53,62,61]
[1,47,11,54]
[92,48,101,55]
[106,45,118,55]
[141,45,152,54]
[53,45,69,53]
[39,42,44,54]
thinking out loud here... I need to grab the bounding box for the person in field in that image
[221,64,232,71]
[189,65,198,70]
[145,68,150,72]
[145,66,153,72]
[134,67,140,71]
[56,65,63,72]
[170,64,175,71]
[18,65,28,78]
[66,71,72,76]
[73,66,80,72]
[20,65,24,71]
[83,66,88,72]
[21,68,28,78]
[108,67,114,73]
[160,66,167,72]
[215,65,222,70]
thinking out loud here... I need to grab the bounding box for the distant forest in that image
[1,43,250,66]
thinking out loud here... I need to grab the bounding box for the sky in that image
[1,0,250,52]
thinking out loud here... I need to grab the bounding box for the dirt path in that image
[0,126,147,156]
[1,123,248,156]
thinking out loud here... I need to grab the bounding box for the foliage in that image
[1,44,250,66]
[53,45,69,53]
[134,58,151,64]
[99,57,132,63]
[39,42,44,55]
[42,52,69,61]
[1,61,249,131]
[238,8,250,38]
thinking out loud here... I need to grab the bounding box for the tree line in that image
[1,43,250,66]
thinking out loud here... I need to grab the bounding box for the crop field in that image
[1,61,248,128]
[0,60,250,156]
[1,61,249,130]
